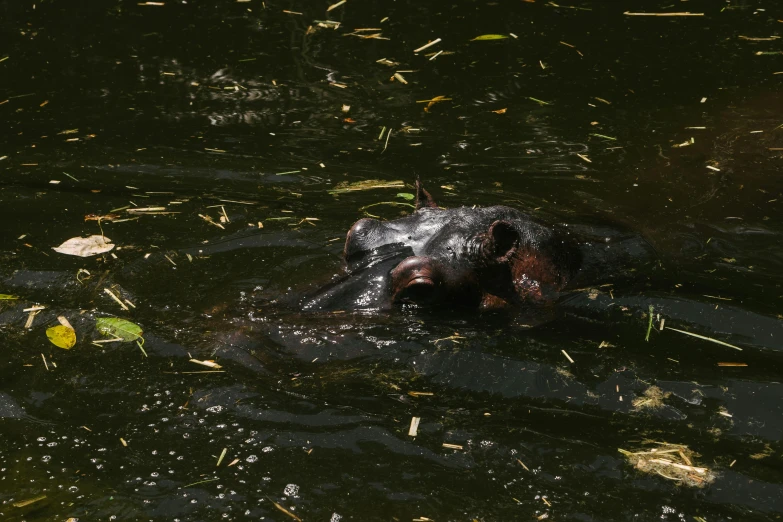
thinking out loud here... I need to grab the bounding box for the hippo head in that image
[302,182,581,313]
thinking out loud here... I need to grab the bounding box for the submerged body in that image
[303,184,653,313]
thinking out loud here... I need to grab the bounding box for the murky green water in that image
[2,0,783,520]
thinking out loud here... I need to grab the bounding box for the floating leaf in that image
[53,235,114,257]
[46,324,76,349]
[471,34,509,41]
[96,317,143,342]
[12,495,47,508]
[0,294,20,300]
[396,192,415,201]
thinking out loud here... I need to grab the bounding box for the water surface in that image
[2,0,783,520]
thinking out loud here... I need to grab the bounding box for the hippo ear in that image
[486,220,519,262]
[415,178,438,209]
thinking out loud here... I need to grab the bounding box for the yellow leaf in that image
[471,34,509,41]
[46,324,76,349]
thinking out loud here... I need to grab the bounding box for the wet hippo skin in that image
[302,182,651,313]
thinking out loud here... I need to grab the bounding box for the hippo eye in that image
[344,218,384,260]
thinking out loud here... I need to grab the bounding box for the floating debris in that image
[408,416,421,436]
[96,317,143,343]
[53,235,114,257]
[666,326,743,351]
[329,179,405,194]
[344,30,388,40]
[270,499,302,521]
[623,11,704,16]
[426,50,454,59]
[417,95,451,112]
[46,324,76,349]
[313,20,341,30]
[218,198,257,205]
[632,386,671,411]
[560,40,584,58]
[190,359,223,369]
[672,138,694,148]
[326,0,346,12]
[618,443,715,488]
[471,34,509,41]
[645,305,654,341]
[127,206,167,213]
[103,288,129,311]
[217,447,228,466]
[13,495,47,508]
[413,38,441,53]
[25,309,40,329]
[198,213,226,230]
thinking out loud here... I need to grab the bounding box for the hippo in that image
[302,182,653,313]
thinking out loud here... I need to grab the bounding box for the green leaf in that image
[0,294,20,300]
[471,34,509,41]
[96,317,143,342]
[396,192,415,201]
[47,325,76,349]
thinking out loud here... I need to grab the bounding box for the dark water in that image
[2,0,783,520]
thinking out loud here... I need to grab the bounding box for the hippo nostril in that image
[399,278,436,303]
[390,256,441,304]
[406,276,433,288]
